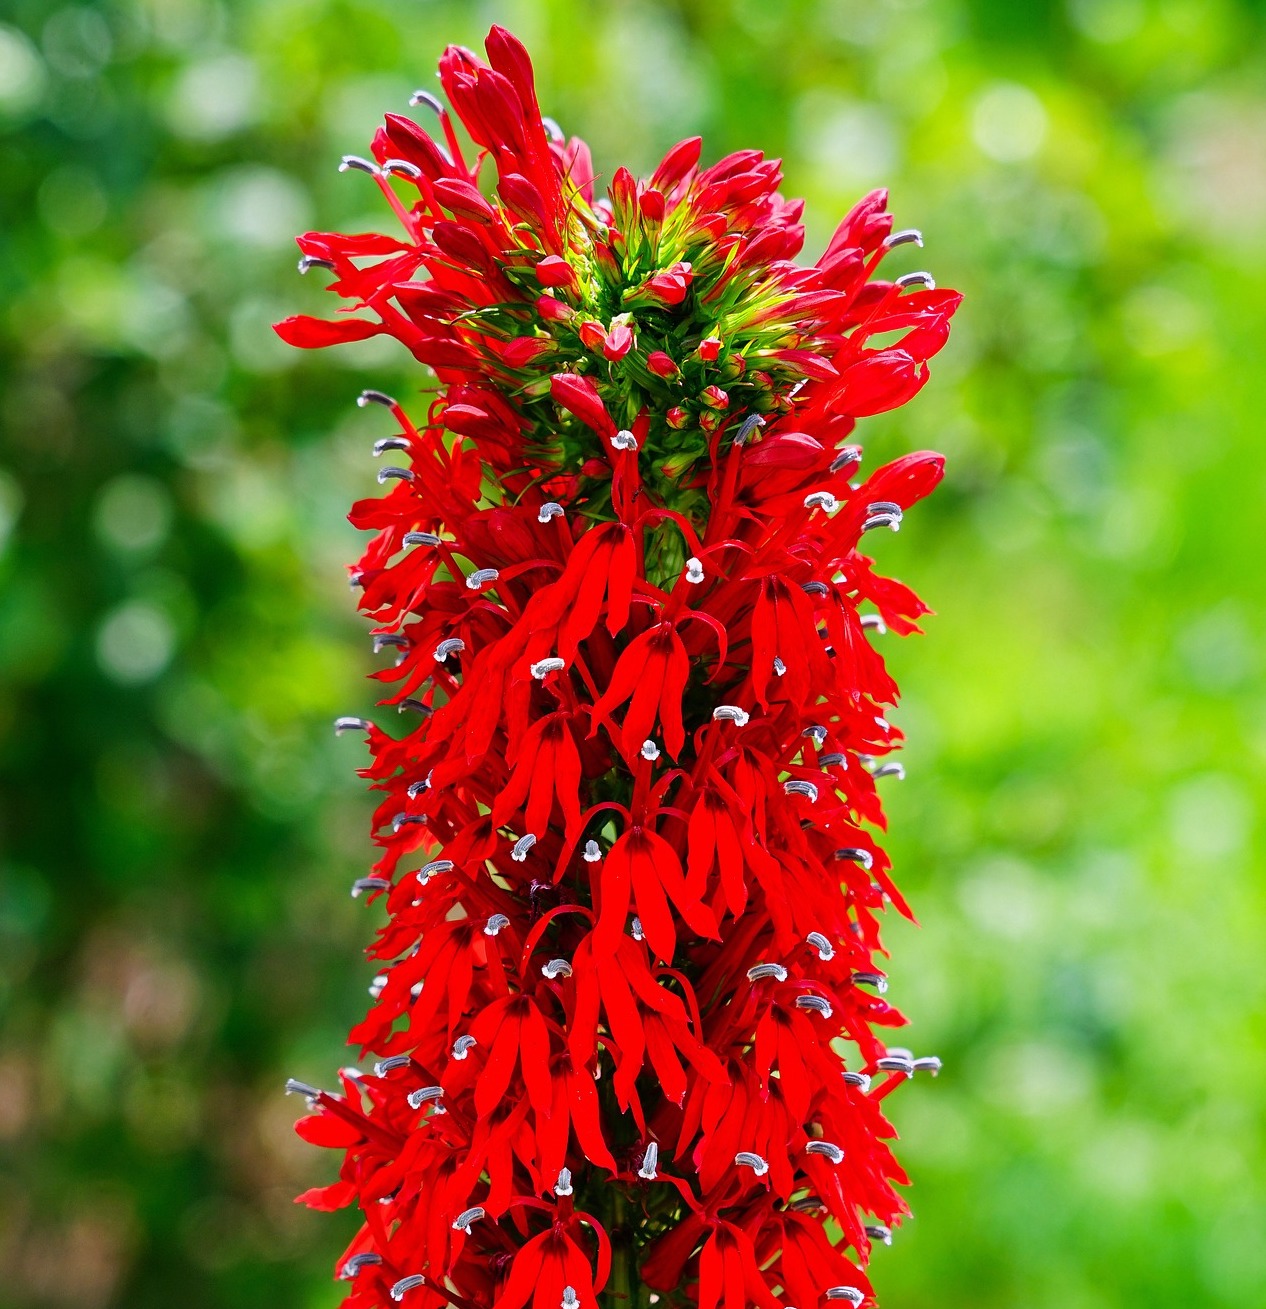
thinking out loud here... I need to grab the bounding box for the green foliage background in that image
[1,0,1263,1305]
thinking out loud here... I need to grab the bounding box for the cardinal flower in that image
[278,23,958,1309]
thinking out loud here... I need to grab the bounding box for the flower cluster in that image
[277,25,959,1309]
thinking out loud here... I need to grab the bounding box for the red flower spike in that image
[278,24,958,1309]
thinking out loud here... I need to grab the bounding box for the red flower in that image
[278,23,958,1309]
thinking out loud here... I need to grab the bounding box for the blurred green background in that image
[2,0,1264,1305]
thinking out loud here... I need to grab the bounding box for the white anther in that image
[865,1223,893,1245]
[404,531,441,547]
[334,716,371,735]
[511,833,537,862]
[419,859,453,882]
[352,877,390,898]
[820,752,846,767]
[631,917,644,941]
[884,228,923,249]
[368,974,388,998]
[806,932,835,962]
[860,613,887,634]
[773,657,787,677]
[825,1288,864,1305]
[452,1035,477,1060]
[895,270,935,290]
[913,1055,943,1075]
[783,780,818,802]
[407,1086,444,1109]
[373,436,410,457]
[871,762,905,780]
[843,1070,872,1092]
[796,995,834,1018]
[382,158,422,179]
[374,1055,411,1076]
[684,556,705,584]
[298,255,336,274]
[466,568,499,590]
[583,840,602,863]
[734,1151,769,1176]
[805,1140,845,1164]
[530,657,566,679]
[638,1141,659,1180]
[433,638,465,661]
[712,705,750,727]
[340,1253,383,1279]
[876,1053,915,1076]
[340,155,381,176]
[830,446,862,474]
[611,429,639,451]
[802,725,827,745]
[640,740,660,761]
[284,1078,321,1104]
[542,958,573,979]
[390,1275,426,1300]
[747,963,788,983]
[802,580,829,596]
[538,501,565,523]
[451,1206,485,1232]
[377,465,414,484]
[733,413,765,446]
[484,914,510,936]
[358,389,397,409]
[851,972,889,994]
[555,1167,573,1196]
[561,1288,579,1309]
[804,491,838,512]
[834,847,874,870]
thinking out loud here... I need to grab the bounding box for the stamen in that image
[712,705,750,727]
[530,657,566,679]
[640,740,660,761]
[803,725,827,745]
[298,255,336,274]
[806,932,835,961]
[404,531,441,547]
[783,779,818,802]
[390,1275,427,1301]
[733,413,765,446]
[541,116,565,143]
[538,501,565,523]
[843,1071,872,1092]
[339,155,381,176]
[611,429,639,451]
[409,89,444,114]
[374,437,411,456]
[804,491,838,512]
[862,501,903,533]
[452,1035,477,1060]
[825,1288,864,1305]
[284,1078,321,1103]
[375,1055,411,1076]
[805,1140,844,1164]
[368,974,388,998]
[583,840,602,863]
[638,1141,659,1180]
[358,389,397,409]
[895,270,936,290]
[630,917,644,941]
[555,1167,573,1196]
[734,1151,769,1176]
[407,1085,444,1108]
[433,638,465,661]
[542,958,573,979]
[884,228,924,248]
[834,847,874,870]
[561,1288,579,1309]
[747,962,788,983]
[334,716,371,735]
[484,914,510,936]
[865,1224,893,1245]
[684,556,705,584]
[820,752,846,767]
[466,567,499,590]
[406,778,428,800]
[351,877,390,898]
[419,858,452,881]
[773,657,787,677]
[802,581,829,596]
[871,762,905,780]
[796,995,833,1018]
[829,446,862,473]
[913,1055,943,1075]
[382,158,422,179]
[851,972,889,994]
[340,1252,383,1279]
[511,833,537,862]
[391,813,426,833]
[398,698,430,714]
[876,1053,914,1076]
[377,466,414,484]
[860,614,887,634]
[373,633,409,654]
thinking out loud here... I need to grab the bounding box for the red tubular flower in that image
[278,24,959,1309]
